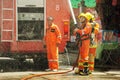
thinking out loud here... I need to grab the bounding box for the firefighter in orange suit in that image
[85,12,100,74]
[43,16,62,72]
[74,13,92,75]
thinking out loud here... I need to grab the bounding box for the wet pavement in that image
[0,66,120,80]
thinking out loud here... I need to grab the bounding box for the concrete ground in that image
[0,66,120,80]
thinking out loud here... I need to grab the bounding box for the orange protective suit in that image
[74,22,92,72]
[44,23,62,70]
[88,22,100,72]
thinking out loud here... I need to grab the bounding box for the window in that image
[17,0,44,40]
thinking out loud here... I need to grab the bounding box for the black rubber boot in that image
[83,62,89,75]
[79,70,84,75]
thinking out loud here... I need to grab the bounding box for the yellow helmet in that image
[85,12,95,21]
[78,13,88,23]
[78,13,87,19]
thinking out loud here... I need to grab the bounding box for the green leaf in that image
[84,0,96,8]
[70,0,82,8]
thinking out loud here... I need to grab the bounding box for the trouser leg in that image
[88,53,95,74]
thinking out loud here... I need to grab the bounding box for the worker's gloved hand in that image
[74,28,79,32]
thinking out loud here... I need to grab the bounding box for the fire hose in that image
[21,52,80,80]
[21,69,73,80]
[21,0,79,80]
